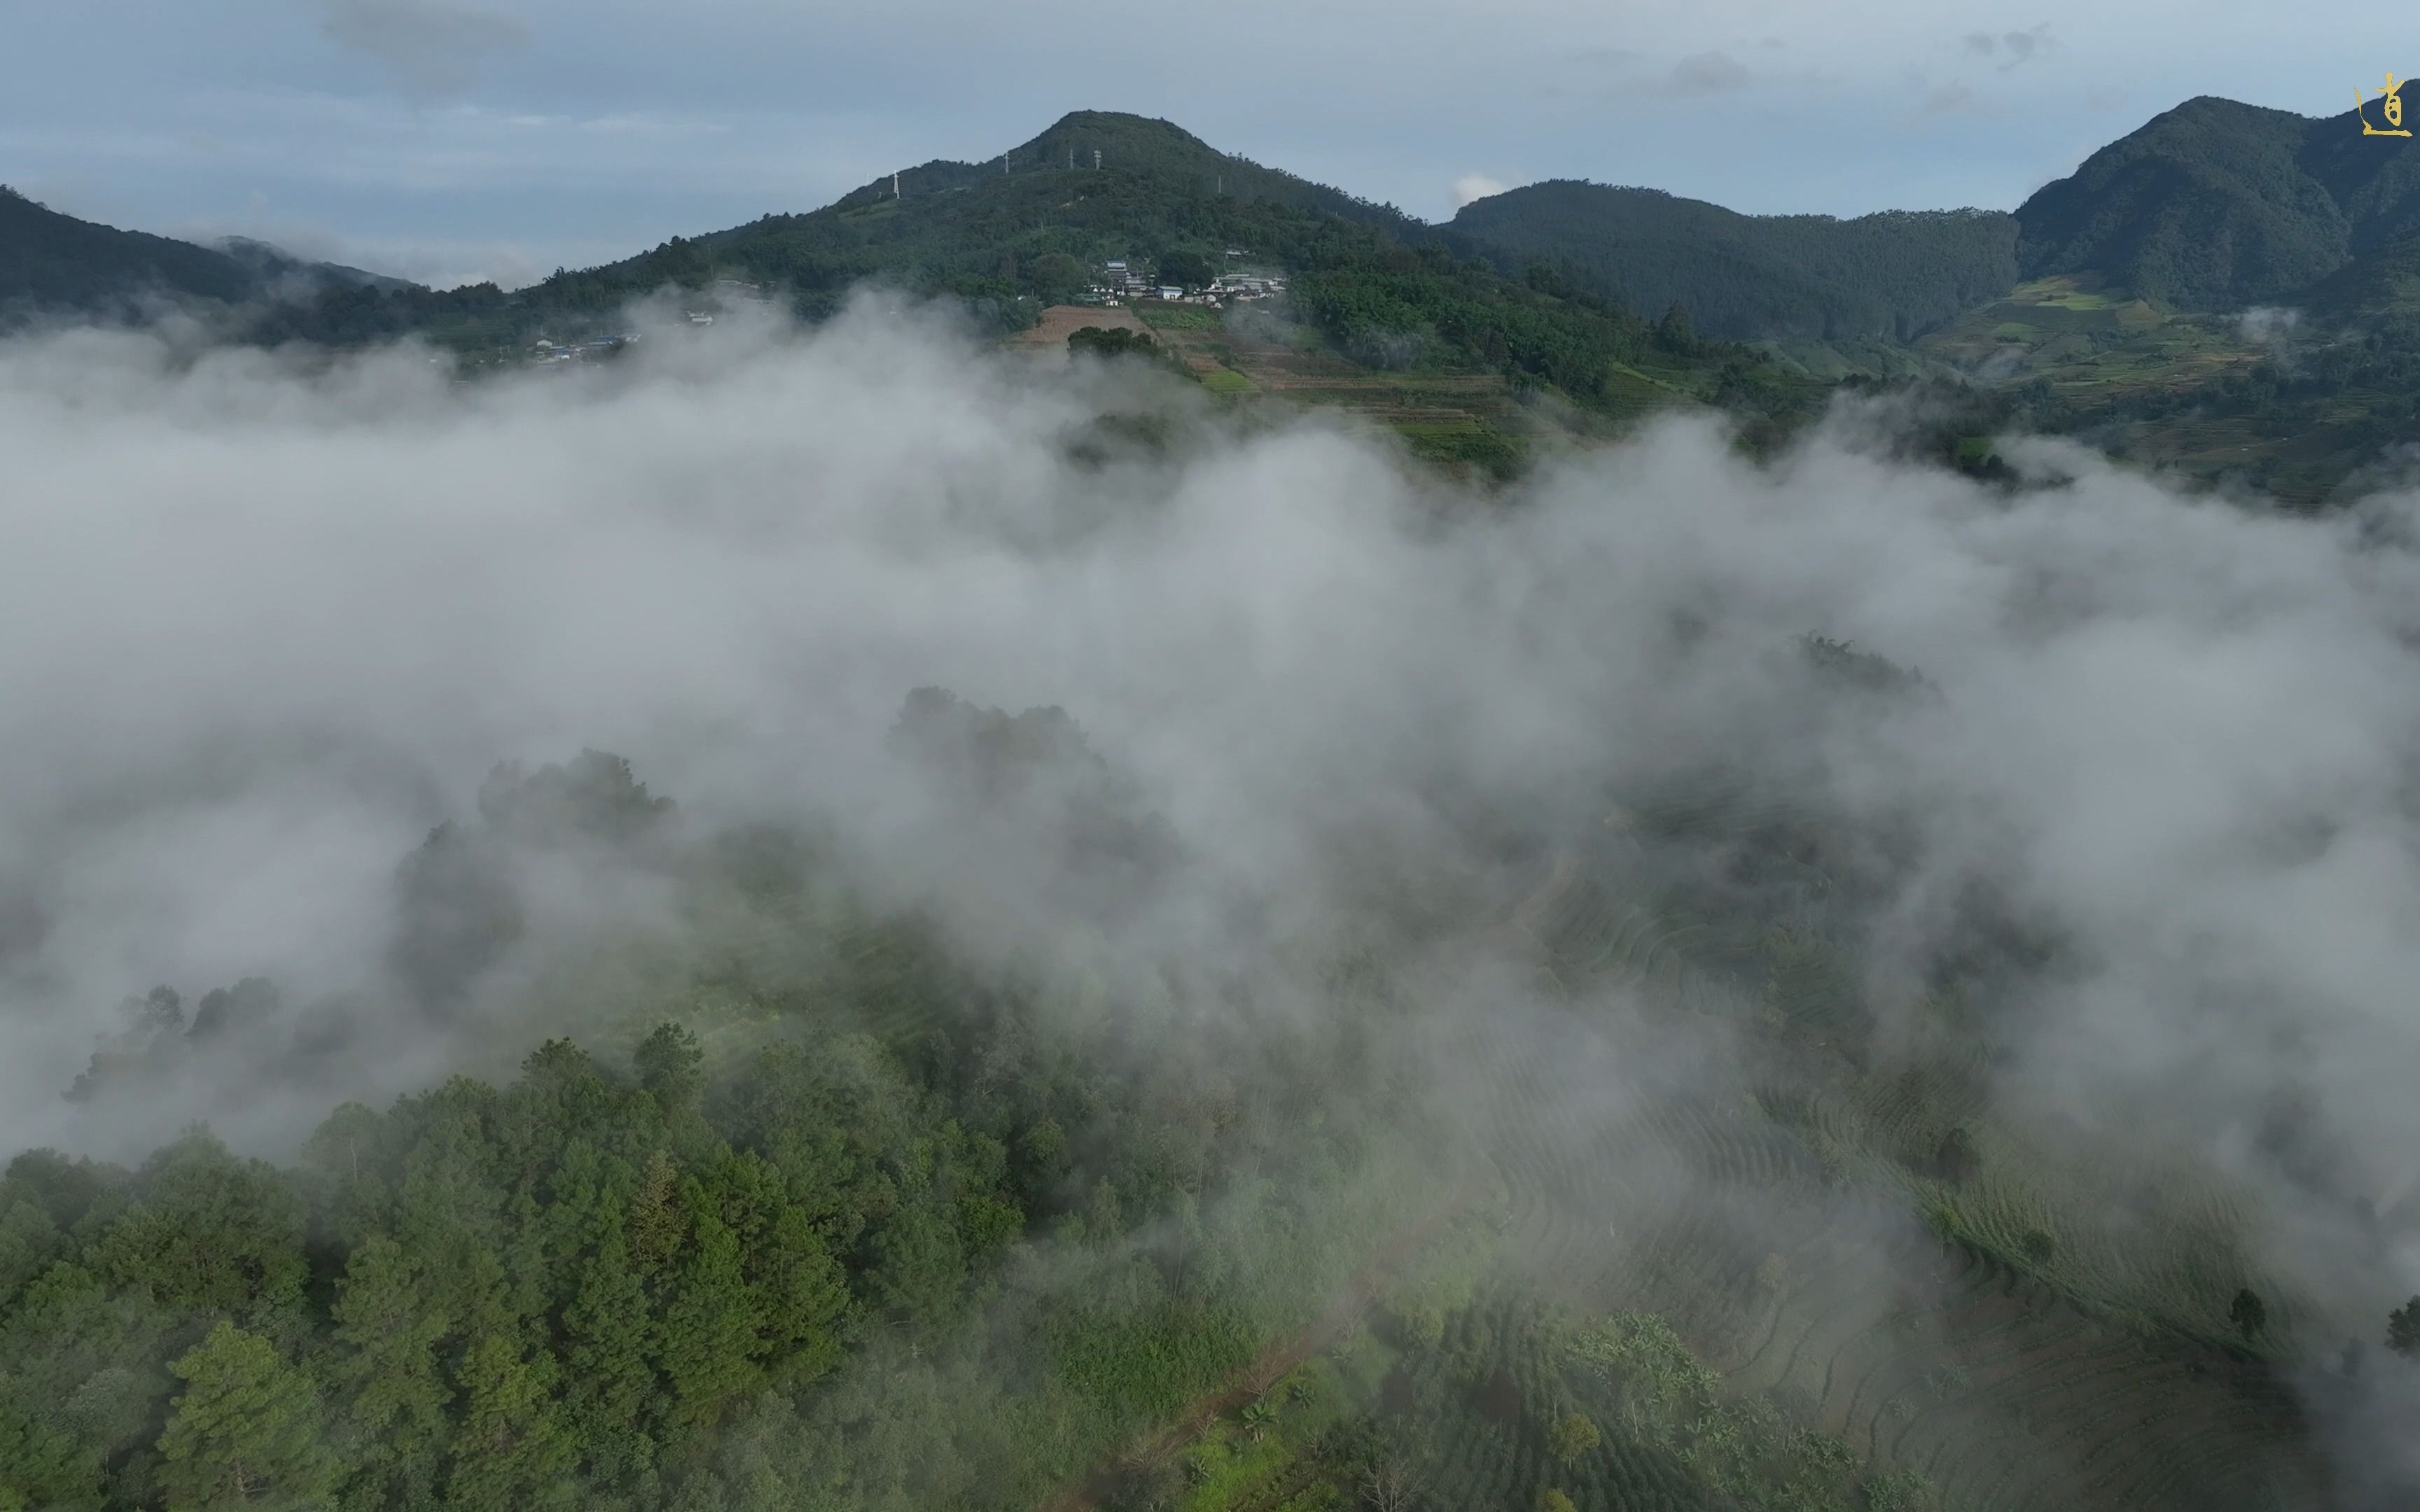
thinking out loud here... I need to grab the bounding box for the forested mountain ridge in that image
[1438,92,2420,342]
[1442,183,2020,343]
[229,109,1831,454]
[5,704,2402,1512]
[517,111,1426,328]
[22,94,2420,344]
[2012,91,2420,312]
[821,111,1423,232]
[0,187,258,318]
[212,237,417,299]
[0,729,1473,1512]
[22,98,2420,501]
[0,186,419,326]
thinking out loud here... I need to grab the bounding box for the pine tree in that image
[562,1203,660,1482]
[754,1204,849,1387]
[634,1023,704,1113]
[0,1399,102,1511]
[444,1334,576,1512]
[93,1133,307,1317]
[330,1235,454,1499]
[625,1152,685,1272]
[1655,300,1695,353]
[155,1322,338,1512]
[655,1203,765,1428]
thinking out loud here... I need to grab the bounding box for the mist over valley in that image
[5,73,2420,1512]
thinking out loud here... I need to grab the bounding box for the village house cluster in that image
[526,332,638,365]
[1087,251,1284,307]
[526,279,776,363]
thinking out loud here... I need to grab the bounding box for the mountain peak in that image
[1001,110,1230,176]
[2015,87,2420,308]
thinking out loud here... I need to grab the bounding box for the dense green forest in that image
[1443,184,2019,343]
[8,667,2416,1512]
[0,189,413,329]
[0,999,1429,1512]
[0,727,1453,1512]
[17,90,2420,1512]
[2012,92,2420,312]
[243,111,1824,439]
[205,99,2420,501]
[246,113,1426,349]
[0,188,256,318]
[26,96,2420,503]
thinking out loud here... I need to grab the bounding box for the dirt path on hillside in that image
[1036,1186,1479,1512]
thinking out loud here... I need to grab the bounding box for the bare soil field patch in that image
[1018,304,1152,344]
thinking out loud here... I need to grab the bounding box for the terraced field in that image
[981,764,2353,1512]
[1124,304,1539,472]
[1421,783,2342,1511]
[1132,771,2326,1512]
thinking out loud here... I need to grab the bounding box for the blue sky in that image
[0,1,2397,288]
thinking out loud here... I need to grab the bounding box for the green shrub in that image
[1545,1410,1599,1463]
[1384,1298,1444,1350]
[1069,326,1158,360]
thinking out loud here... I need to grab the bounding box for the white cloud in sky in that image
[1451,172,1509,209]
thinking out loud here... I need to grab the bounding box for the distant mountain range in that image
[1440,186,2019,344]
[11,97,2420,500]
[527,110,1426,330]
[13,96,2420,342]
[1,187,257,317]
[2017,94,2420,314]
[0,186,415,326]
[1440,92,2420,342]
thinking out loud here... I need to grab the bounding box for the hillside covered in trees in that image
[0,188,415,329]
[9,688,2416,1512]
[1442,183,2019,343]
[231,111,1828,445]
[0,188,258,321]
[2012,92,2420,312]
[27,96,2420,502]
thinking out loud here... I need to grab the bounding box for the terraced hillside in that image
[1914,275,2255,388]
[1078,760,2349,1512]
[1025,297,1753,478]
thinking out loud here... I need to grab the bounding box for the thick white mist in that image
[1,300,2416,1364]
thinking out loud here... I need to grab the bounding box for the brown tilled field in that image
[1017,304,1151,344]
